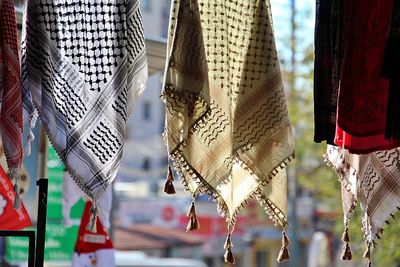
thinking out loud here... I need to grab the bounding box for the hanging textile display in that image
[325,145,400,265]
[162,0,295,263]
[21,0,147,212]
[382,1,400,141]
[0,0,24,208]
[314,1,400,264]
[335,0,399,153]
[313,0,345,144]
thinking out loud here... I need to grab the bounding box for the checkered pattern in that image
[0,0,23,172]
[163,0,294,231]
[326,145,400,245]
[22,0,147,200]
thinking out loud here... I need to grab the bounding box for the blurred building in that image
[118,0,171,191]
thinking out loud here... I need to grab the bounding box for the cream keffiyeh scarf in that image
[162,0,294,263]
[22,0,147,224]
[326,145,400,265]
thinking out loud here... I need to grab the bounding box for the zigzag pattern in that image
[44,61,88,128]
[233,90,287,149]
[83,121,122,164]
[127,8,145,66]
[376,149,400,167]
[197,102,230,146]
[112,87,128,121]
[362,165,380,200]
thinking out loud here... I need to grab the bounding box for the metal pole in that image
[0,230,35,267]
[35,178,48,267]
[37,127,48,180]
[288,0,299,266]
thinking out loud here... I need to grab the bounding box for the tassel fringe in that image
[364,243,372,267]
[341,243,352,260]
[10,169,21,209]
[341,227,352,260]
[13,184,21,209]
[164,166,176,194]
[224,233,235,264]
[186,201,200,232]
[24,110,38,156]
[277,231,290,263]
[86,202,99,233]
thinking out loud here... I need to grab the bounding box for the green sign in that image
[6,143,85,264]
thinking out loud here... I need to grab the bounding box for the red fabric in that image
[0,166,31,230]
[75,202,113,254]
[0,0,23,169]
[336,0,395,152]
[335,126,400,154]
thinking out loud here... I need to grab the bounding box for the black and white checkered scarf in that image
[21,0,147,201]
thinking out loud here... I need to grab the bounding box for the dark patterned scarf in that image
[336,0,398,153]
[313,0,345,144]
[382,1,400,141]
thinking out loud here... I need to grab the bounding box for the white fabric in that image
[63,171,112,229]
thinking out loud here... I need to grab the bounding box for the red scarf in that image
[336,0,398,153]
[0,0,23,172]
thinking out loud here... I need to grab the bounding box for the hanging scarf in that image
[162,0,294,262]
[313,0,345,144]
[326,145,400,264]
[336,0,399,153]
[21,0,147,203]
[335,126,400,154]
[0,0,24,206]
[382,1,400,141]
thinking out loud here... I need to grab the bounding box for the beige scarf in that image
[162,0,294,263]
[326,145,400,265]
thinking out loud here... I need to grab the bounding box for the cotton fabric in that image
[62,170,112,229]
[163,0,294,229]
[0,0,23,177]
[22,0,147,200]
[313,0,345,144]
[336,0,398,153]
[326,145,400,246]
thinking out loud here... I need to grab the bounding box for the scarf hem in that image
[31,109,98,201]
[324,146,400,246]
[164,85,293,229]
[324,149,357,226]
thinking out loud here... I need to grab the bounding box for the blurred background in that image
[5,0,400,266]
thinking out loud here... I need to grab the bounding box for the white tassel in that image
[86,202,100,233]
[24,110,38,156]
[10,169,21,209]
[13,184,21,209]
[24,142,32,156]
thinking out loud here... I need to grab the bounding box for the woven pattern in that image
[0,0,23,172]
[22,0,147,200]
[163,0,294,228]
[334,0,399,153]
[326,145,400,245]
